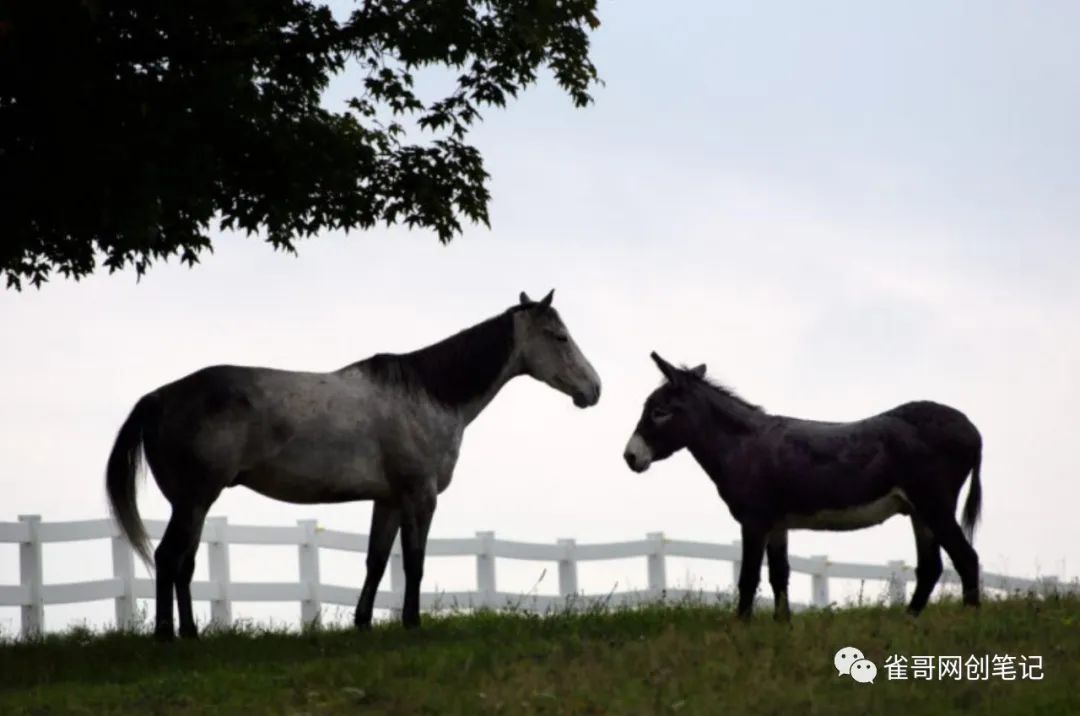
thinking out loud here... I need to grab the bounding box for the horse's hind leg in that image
[154,500,213,641]
[174,503,213,639]
[908,516,943,615]
[766,528,791,622]
[175,550,199,637]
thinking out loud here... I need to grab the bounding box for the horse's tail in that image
[106,394,156,570]
[961,442,983,544]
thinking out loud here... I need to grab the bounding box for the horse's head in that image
[513,289,601,408]
[623,351,706,472]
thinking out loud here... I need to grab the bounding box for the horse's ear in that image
[538,289,554,308]
[690,364,707,378]
[519,291,533,306]
[651,351,678,381]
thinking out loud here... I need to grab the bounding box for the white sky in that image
[2,0,1078,633]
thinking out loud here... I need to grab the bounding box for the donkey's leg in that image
[174,504,212,639]
[399,484,438,629]
[908,516,943,616]
[925,512,980,607]
[766,528,791,622]
[355,500,402,631]
[736,521,768,620]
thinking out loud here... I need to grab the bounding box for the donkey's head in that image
[623,352,707,472]
[513,289,601,408]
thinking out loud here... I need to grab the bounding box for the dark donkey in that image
[623,352,982,620]
[106,290,601,641]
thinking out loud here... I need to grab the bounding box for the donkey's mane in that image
[347,305,531,408]
[674,366,765,429]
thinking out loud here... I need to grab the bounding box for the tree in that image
[0,1,600,289]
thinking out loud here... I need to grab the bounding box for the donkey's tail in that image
[106,394,156,570]
[961,444,983,543]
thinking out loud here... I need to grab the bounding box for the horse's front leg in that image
[736,520,768,621]
[355,500,402,630]
[399,481,438,629]
[766,527,791,622]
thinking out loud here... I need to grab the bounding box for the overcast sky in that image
[2,0,1078,632]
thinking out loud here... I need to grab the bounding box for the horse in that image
[106,290,601,641]
[623,352,982,621]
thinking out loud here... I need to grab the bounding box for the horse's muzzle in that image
[573,384,601,408]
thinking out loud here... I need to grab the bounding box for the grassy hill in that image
[1,594,1076,715]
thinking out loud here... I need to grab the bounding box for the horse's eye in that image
[546,329,569,343]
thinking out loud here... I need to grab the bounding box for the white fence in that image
[0,514,1068,639]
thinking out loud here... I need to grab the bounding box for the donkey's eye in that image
[651,407,673,423]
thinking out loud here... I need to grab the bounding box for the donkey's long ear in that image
[651,351,678,381]
[689,364,707,378]
[519,291,533,306]
[538,289,554,308]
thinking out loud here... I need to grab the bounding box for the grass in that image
[0,594,1077,715]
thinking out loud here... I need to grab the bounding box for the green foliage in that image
[0,1,601,288]
[1,596,1076,714]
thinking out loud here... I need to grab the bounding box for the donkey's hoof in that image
[354,621,372,633]
[153,627,176,643]
[179,627,200,640]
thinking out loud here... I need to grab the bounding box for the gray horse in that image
[624,352,982,621]
[107,290,601,641]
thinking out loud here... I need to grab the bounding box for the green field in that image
[1,595,1076,715]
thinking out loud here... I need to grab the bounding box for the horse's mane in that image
[346,305,531,407]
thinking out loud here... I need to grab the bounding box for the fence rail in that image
[0,514,1069,638]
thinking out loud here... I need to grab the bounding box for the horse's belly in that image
[784,489,911,531]
[236,452,391,504]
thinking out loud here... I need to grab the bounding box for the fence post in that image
[111,522,137,630]
[731,540,742,597]
[646,532,666,601]
[206,516,232,628]
[887,560,906,607]
[557,538,578,606]
[811,555,830,608]
[18,515,44,639]
[297,519,321,627]
[388,535,405,615]
[476,531,496,608]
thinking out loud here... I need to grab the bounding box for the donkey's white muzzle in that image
[623,434,652,473]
